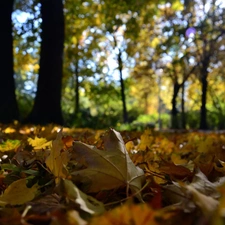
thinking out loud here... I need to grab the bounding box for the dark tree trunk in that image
[181,81,186,129]
[200,64,208,130]
[171,81,180,129]
[25,0,64,124]
[0,1,19,123]
[118,50,128,123]
[74,52,79,115]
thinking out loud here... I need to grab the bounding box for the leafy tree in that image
[13,0,41,119]
[25,0,64,124]
[0,1,19,123]
[96,0,155,124]
[187,0,225,129]
[159,6,198,129]
[63,0,102,117]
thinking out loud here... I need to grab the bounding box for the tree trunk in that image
[181,81,186,129]
[25,0,64,124]
[200,65,208,130]
[118,50,128,123]
[74,52,79,115]
[171,81,180,129]
[0,1,19,123]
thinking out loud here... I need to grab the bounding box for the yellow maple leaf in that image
[137,129,154,151]
[0,179,39,206]
[0,139,20,152]
[28,137,52,150]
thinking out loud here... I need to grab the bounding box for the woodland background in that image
[1,0,225,130]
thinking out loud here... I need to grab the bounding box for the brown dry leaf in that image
[159,159,193,180]
[71,128,145,199]
[0,178,39,206]
[0,208,22,225]
[45,132,70,183]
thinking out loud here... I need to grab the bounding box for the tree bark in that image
[200,63,208,129]
[25,0,64,124]
[74,51,79,115]
[118,49,128,123]
[181,81,186,129]
[171,81,180,129]
[74,60,80,115]
[0,1,19,123]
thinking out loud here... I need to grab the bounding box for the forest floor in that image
[0,123,225,225]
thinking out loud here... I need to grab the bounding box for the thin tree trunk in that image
[171,81,180,129]
[200,65,208,129]
[0,1,19,123]
[25,0,64,124]
[181,81,186,129]
[74,50,79,115]
[118,50,128,123]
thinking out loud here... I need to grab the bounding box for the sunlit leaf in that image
[45,132,70,183]
[28,137,52,150]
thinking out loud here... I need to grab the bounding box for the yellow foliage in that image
[0,139,20,152]
[28,137,52,151]
[138,129,154,151]
[45,134,70,183]
[90,202,159,225]
[125,141,135,153]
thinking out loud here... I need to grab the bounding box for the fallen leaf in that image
[0,178,39,206]
[159,158,193,180]
[185,185,219,216]
[71,128,145,199]
[66,210,87,225]
[28,137,52,150]
[57,179,105,215]
[90,201,159,225]
[189,169,220,198]
[45,132,70,183]
[0,139,20,152]
[0,208,21,225]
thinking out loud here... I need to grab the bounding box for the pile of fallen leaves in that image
[0,124,225,225]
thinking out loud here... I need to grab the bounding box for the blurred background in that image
[1,0,225,130]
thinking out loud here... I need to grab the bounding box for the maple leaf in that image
[45,132,70,183]
[0,178,39,206]
[28,136,52,150]
[71,128,145,199]
[0,139,20,152]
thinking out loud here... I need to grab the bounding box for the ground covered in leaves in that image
[0,124,225,225]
